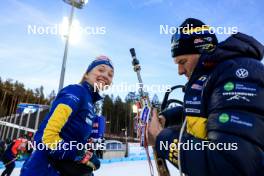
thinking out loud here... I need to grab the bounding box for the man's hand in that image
[148,108,164,146]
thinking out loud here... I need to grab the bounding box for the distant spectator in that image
[1,137,28,176]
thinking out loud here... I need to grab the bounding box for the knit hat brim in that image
[86,55,114,73]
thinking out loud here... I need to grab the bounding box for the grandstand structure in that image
[0,103,49,140]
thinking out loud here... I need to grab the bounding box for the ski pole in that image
[129,48,170,176]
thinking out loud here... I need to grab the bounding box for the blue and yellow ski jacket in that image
[20,81,101,176]
[156,33,264,176]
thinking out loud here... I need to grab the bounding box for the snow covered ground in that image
[95,160,180,176]
[0,143,180,176]
[0,160,179,176]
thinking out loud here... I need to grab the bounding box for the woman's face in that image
[85,64,114,91]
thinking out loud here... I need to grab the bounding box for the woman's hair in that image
[80,72,89,84]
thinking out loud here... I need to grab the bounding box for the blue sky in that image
[0,0,263,101]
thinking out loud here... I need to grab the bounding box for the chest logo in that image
[85,118,93,125]
[226,95,250,102]
[236,68,248,79]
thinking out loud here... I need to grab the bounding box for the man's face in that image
[174,54,200,80]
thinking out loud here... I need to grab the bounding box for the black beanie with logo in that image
[171,18,218,57]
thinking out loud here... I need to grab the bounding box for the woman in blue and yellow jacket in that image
[20,56,114,176]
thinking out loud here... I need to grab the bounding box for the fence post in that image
[5,115,14,140]
[11,114,19,140]
[2,116,10,140]
[26,112,31,129]
[17,113,25,138]
[35,107,41,130]
[0,116,6,140]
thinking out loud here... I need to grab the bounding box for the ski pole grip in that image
[130,48,140,67]
[130,48,136,57]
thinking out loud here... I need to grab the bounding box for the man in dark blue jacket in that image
[148,18,264,176]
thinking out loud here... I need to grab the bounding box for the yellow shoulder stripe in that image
[42,104,72,149]
[186,116,208,140]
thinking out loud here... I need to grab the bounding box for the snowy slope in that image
[0,143,180,176]
[0,160,179,176]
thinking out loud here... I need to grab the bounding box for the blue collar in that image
[81,81,102,103]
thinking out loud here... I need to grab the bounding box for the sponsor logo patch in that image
[87,113,94,119]
[185,97,201,105]
[226,95,250,102]
[219,113,230,123]
[230,115,253,127]
[235,83,257,92]
[65,94,80,103]
[191,84,203,90]
[194,38,204,44]
[198,75,207,82]
[236,68,248,79]
[185,108,201,113]
[203,37,212,42]
[222,92,256,97]
[218,113,253,127]
[224,82,235,91]
[85,118,93,125]
[223,82,257,96]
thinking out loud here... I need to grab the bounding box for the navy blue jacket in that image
[156,33,264,176]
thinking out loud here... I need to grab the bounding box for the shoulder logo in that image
[191,84,203,90]
[198,75,207,82]
[236,68,248,79]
